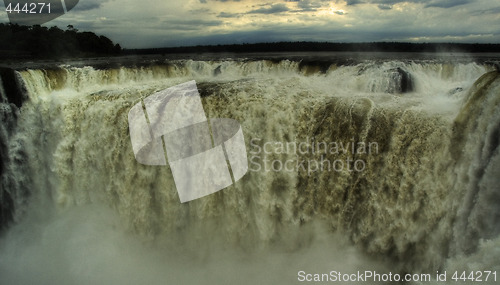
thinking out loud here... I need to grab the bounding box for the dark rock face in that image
[0,68,28,108]
[0,67,26,232]
[447,87,464,96]
[299,60,333,74]
[386,67,413,94]
[213,65,222,76]
[0,185,14,231]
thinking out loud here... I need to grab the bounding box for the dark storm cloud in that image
[248,3,290,14]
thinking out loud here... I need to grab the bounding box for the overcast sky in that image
[1,0,500,48]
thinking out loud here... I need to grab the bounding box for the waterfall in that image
[0,59,498,284]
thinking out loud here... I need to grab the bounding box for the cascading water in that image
[0,58,498,284]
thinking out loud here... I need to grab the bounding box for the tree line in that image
[126,41,500,55]
[0,23,121,59]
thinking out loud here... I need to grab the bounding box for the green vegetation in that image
[0,23,122,59]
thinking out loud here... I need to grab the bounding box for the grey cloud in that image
[344,0,474,8]
[189,8,213,14]
[377,4,392,9]
[71,0,103,11]
[345,0,414,5]
[345,0,364,5]
[471,6,500,16]
[374,0,424,4]
[170,19,223,26]
[297,0,323,11]
[104,15,500,48]
[49,0,498,49]
[217,12,241,18]
[165,25,497,47]
[424,0,472,8]
[248,3,290,14]
[163,19,224,31]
